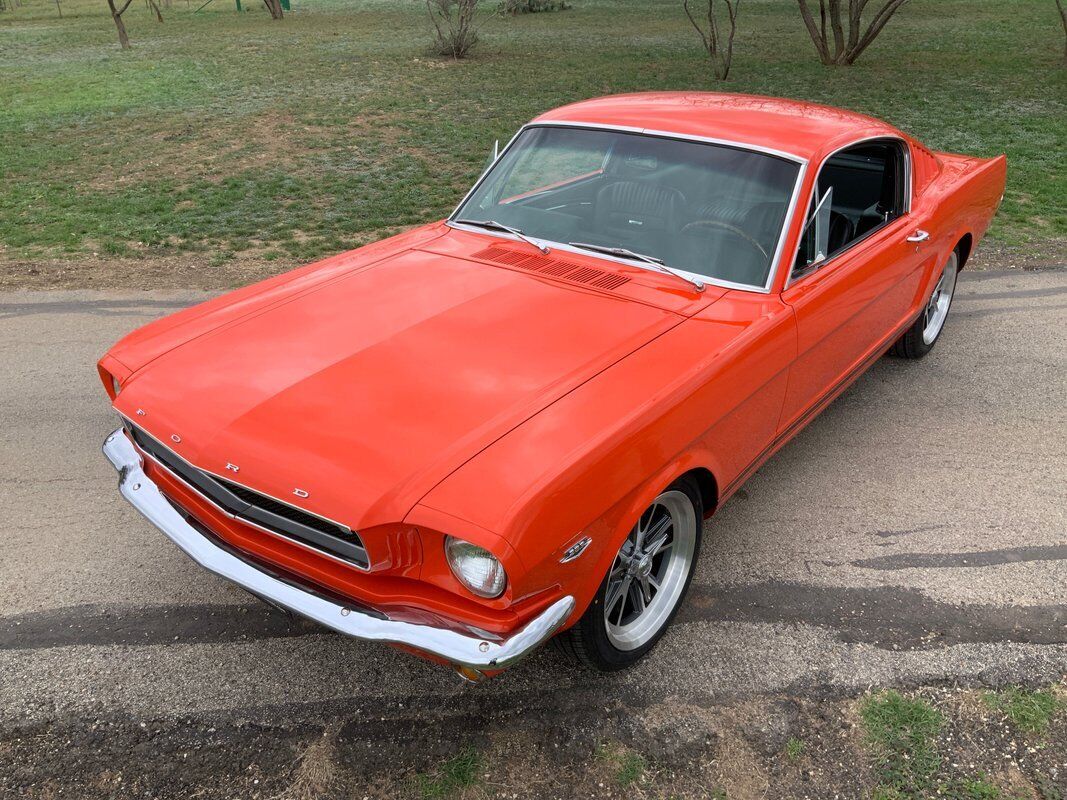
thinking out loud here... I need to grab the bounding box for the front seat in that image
[593,181,686,245]
[826,211,855,256]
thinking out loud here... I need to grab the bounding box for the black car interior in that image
[793,139,907,275]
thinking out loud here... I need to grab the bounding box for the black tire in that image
[890,250,960,359]
[554,476,703,671]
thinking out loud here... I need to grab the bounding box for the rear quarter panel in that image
[912,146,1007,300]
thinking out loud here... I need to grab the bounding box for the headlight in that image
[444,536,507,598]
[111,375,122,397]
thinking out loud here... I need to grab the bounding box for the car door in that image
[778,138,931,433]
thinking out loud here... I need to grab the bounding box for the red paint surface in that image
[100,93,1006,658]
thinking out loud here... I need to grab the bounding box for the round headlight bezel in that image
[444,536,507,599]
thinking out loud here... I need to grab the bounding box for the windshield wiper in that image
[454,219,550,255]
[568,242,704,292]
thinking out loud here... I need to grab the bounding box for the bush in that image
[499,0,570,15]
[426,0,483,58]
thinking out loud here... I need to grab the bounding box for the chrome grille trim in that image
[121,421,369,570]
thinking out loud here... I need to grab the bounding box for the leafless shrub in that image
[499,0,568,15]
[795,0,911,65]
[106,0,135,48]
[426,0,484,58]
[683,0,740,81]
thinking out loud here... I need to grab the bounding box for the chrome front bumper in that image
[103,429,574,679]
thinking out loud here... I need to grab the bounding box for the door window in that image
[793,140,907,276]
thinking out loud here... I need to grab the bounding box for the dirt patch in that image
[4,684,1063,799]
[967,238,1067,271]
[0,253,289,292]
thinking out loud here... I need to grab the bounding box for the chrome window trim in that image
[785,135,913,290]
[118,415,371,571]
[448,121,809,295]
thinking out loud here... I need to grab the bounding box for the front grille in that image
[124,422,369,569]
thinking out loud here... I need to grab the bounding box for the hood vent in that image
[472,245,630,292]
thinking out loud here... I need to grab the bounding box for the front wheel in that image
[554,477,702,671]
[891,250,959,359]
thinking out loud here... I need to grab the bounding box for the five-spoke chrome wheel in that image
[921,251,958,345]
[603,489,698,651]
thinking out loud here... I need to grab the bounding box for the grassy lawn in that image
[0,0,1064,278]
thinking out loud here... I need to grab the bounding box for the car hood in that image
[114,246,697,529]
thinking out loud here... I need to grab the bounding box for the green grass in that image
[861,690,943,798]
[784,736,805,762]
[0,0,1064,267]
[414,747,482,799]
[615,752,646,787]
[983,687,1065,735]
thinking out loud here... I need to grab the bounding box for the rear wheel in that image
[891,250,959,359]
[555,477,702,670]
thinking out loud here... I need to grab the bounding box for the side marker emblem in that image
[293,488,309,499]
[226,463,240,473]
[171,434,182,443]
[560,536,592,564]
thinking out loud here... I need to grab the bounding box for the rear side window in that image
[794,139,907,274]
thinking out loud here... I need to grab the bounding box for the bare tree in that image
[262,0,283,19]
[1057,0,1067,63]
[795,0,911,65]
[148,0,163,21]
[426,0,483,58]
[683,0,740,80]
[106,0,135,48]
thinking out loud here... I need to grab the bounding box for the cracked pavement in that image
[0,269,1064,797]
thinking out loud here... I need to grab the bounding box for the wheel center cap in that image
[636,556,653,579]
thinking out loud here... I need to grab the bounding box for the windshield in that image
[453,126,801,289]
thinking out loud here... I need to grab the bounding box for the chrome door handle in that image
[906,230,930,243]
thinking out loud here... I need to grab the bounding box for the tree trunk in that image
[148,0,163,22]
[106,0,134,48]
[262,0,282,19]
[796,0,911,65]
[1057,0,1067,64]
[55,0,62,16]
[683,0,740,80]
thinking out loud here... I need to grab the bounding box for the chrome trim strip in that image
[118,414,355,533]
[141,446,375,573]
[119,416,371,570]
[103,429,575,673]
[447,121,809,295]
[784,135,913,290]
[552,120,807,163]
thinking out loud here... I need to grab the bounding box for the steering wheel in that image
[680,219,768,260]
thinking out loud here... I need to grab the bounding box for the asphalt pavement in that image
[0,269,1064,798]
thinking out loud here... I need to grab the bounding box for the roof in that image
[532,92,907,163]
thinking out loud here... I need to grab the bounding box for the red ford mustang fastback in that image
[100,93,1006,681]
